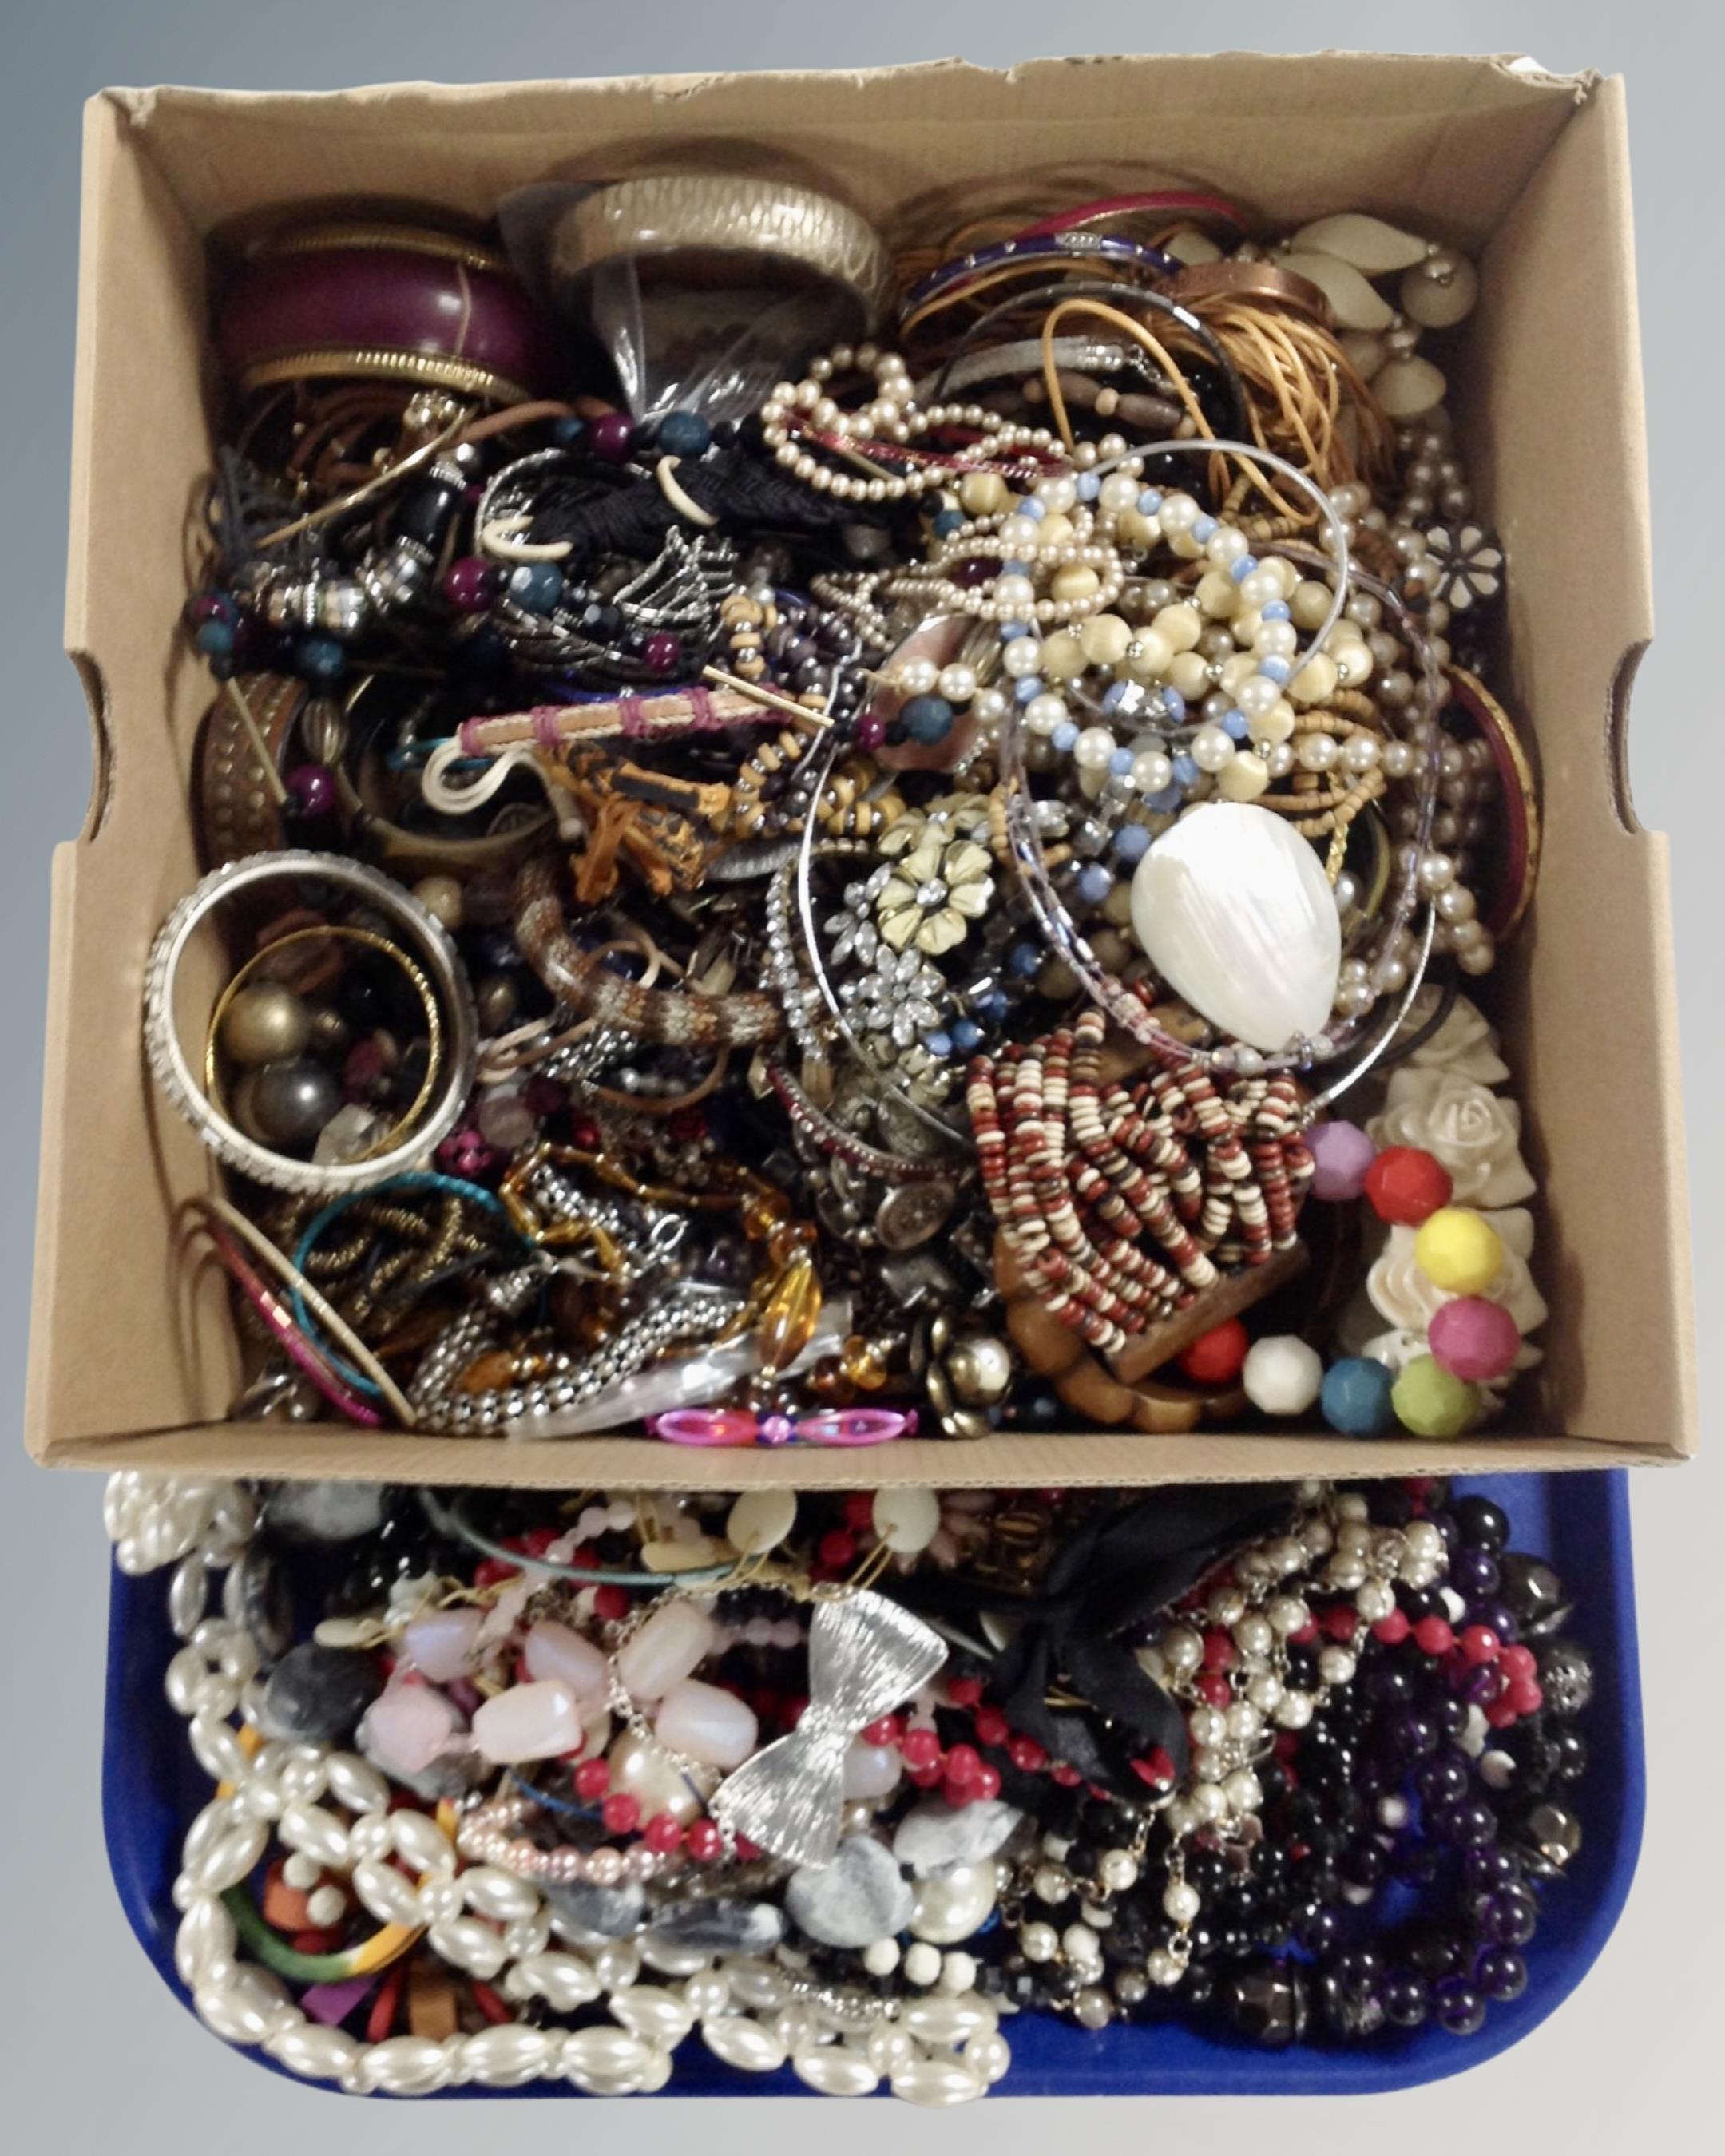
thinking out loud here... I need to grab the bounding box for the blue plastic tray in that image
[103,1470,1643,2097]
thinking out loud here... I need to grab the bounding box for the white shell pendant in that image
[1129,803,1342,1053]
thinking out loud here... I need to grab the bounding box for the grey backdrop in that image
[4,2,1720,2143]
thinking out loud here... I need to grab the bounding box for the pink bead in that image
[471,1678,584,1763]
[1427,1296,1521,1383]
[522,1618,609,1702]
[1305,1119,1376,1201]
[360,1682,461,1776]
[402,1606,483,1682]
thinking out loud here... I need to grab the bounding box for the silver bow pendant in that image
[709,1589,947,1867]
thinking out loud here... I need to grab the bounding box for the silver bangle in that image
[143,849,479,1197]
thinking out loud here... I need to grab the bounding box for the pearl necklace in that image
[760,343,1057,502]
[109,1471,1010,2106]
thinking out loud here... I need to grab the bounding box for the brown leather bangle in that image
[1165,260,1335,328]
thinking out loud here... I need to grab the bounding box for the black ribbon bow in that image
[885,1484,1296,1795]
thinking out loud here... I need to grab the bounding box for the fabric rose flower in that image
[1367,1067,1534,1207]
[1397,988,1510,1085]
[1367,1206,1549,1347]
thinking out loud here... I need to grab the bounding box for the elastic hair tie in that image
[533,707,565,751]
[687,685,716,730]
[618,694,646,737]
[458,716,485,756]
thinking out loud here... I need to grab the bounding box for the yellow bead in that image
[1216,752,1270,801]
[1078,612,1132,666]
[1195,570,1239,618]
[757,1254,823,1373]
[1037,512,1075,547]
[1152,604,1202,653]
[1120,628,1172,680]
[1051,564,1101,605]
[958,470,1008,515]
[1039,630,1088,680]
[1413,1207,1505,1295]
[1288,652,1338,707]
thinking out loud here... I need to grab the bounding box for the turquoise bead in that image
[1320,1355,1397,1437]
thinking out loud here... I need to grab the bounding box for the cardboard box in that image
[25,54,1695,1490]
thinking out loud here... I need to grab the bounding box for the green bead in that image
[1390,1353,1481,1437]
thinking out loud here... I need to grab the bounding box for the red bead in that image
[472,1557,519,1589]
[819,1529,857,1569]
[942,1779,972,1807]
[974,1706,1009,1746]
[1507,1677,1544,1716]
[1196,1672,1231,1707]
[1498,1644,1537,1681]
[1008,1734,1047,1772]
[1179,1318,1250,1385]
[1372,1609,1411,1645]
[1362,1146,1454,1226]
[735,1837,761,1861]
[1485,1696,1520,1730]
[974,1762,1002,1800]
[520,1526,560,1556]
[686,1819,723,1861]
[901,1726,941,1771]
[1460,1625,1501,1666]
[573,1758,609,1802]
[1201,1629,1235,1671]
[644,1813,684,1854]
[862,1716,899,1747]
[1321,1606,1358,1643]
[943,1742,982,1786]
[1414,1615,1455,1656]
[1290,1620,1319,1646]
[843,1492,876,1529]
[593,1585,630,1623]
[906,1762,944,1789]
[642,632,683,677]
[1050,1762,1083,1787]
[1131,1748,1176,1789]
[946,1675,985,1709]
[601,1793,640,1834]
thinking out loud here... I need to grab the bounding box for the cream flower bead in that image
[1367,1207,1549,1341]
[1367,1068,1535,1207]
[1395,988,1511,1084]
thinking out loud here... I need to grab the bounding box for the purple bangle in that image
[649,1407,916,1447]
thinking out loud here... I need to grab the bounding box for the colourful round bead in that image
[1241,1334,1324,1416]
[1390,1354,1481,1437]
[1305,1119,1376,1201]
[506,561,563,613]
[284,763,337,819]
[589,411,636,463]
[1428,1296,1521,1383]
[1414,1207,1505,1295]
[1180,1318,1250,1385]
[656,409,712,458]
[1363,1144,1454,1225]
[1319,1355,1398,1437]
[441,556,495,612]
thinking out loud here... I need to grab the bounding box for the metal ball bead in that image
[247,1058,343,1147]
[944,1333,1016,1407]
[220,983,311,1066]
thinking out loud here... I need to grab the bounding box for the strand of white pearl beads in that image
[117,1472,1008,2102]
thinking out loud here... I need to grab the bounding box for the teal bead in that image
[1320,1356,1398,1437]
[296,636,345,682]
[507,562,564,614]
[902,694,955,744]
[656,409,712,458]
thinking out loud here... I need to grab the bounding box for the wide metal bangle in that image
[144,850,478,1197]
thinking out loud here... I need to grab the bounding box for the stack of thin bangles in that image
[145,176,1541,1449]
